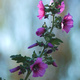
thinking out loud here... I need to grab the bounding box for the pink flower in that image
[57,1,65,14]
[50,0,65,14]
[61,13,73,33]
[37,0,45,20]
[30,58,48,77]
[36,27,45,36]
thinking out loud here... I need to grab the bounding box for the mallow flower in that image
[50,0,65,14]
[37,0,45,20]
[30,57,48,77]
[36,27,45,36]
[61,13,73,33]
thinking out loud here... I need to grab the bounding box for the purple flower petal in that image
[61,13,73,33]
[57,1,65,14]
[30,57,48,77]
[36,27,45,36]
[37,0,45,20]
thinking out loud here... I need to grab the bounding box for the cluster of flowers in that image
[10,0,73,80]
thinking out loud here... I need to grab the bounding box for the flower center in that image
[33,64,39,72]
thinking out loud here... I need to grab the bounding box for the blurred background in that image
[0,0,80,80]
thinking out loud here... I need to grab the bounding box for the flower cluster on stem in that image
[9,0,73,80]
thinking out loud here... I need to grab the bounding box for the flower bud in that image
[28,43,38,49]
[48,43,54,48]
[52,61,57,67]
[36,27,45,36]
[47,49,53,54]
[10,66,20,73]
[18,71,22,75]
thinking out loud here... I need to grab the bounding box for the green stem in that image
[40,48,45,57]
[40,15,55,57]
[24,71,31,80]
[24,3,55,80]
[50,15,55,34]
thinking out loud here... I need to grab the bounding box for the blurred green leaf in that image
[32,51,37,58]
[10,54,31,63]
[51,38,63,45]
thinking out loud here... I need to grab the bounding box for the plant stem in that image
[40,48,45,57]
[24,71,31,80]
[50,15,55,34]
[24,4,55,80]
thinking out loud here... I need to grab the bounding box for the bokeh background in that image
[0,0,80,80]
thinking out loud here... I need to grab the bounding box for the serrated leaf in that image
[10,54,31,63]
[51,38,63,45]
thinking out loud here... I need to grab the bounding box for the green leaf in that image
[58,0,64,4]
[32,51,37,58]
[45,56,53,65]
[20,65,26,74]
[45,8,51,12]
[44,36,51,42]
[10,54,31,63]
[44,4,49,7]
[51,38,63,45]
[0,77,6,80]
[0,77,2,80]
[50,33,55,37]
[20,79,24,80]
[36,41,44,47]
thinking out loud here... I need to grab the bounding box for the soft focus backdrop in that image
[0,0,80,80]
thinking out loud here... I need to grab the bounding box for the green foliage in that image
[32,51,37,58]
[0,77,6,80]
[0,77,2,80]
[55,16,62,29]
[44,4,49,7]
[10,54,33,74]
[10,54,31,63]
[57,0,64,4]
[51,38,63,45]
[42,22,47,28]
[20,79,24,80]
[44,56,53,65]
[9,0,66,80]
